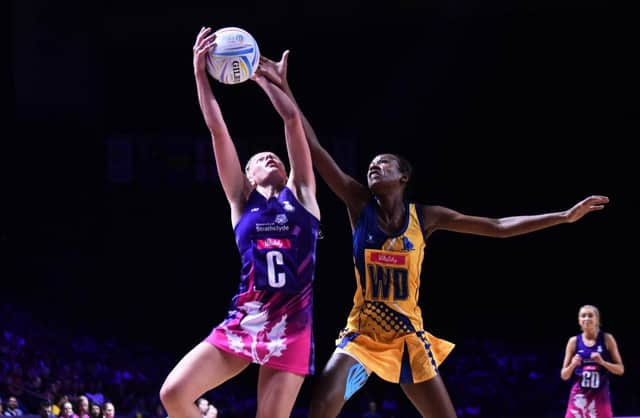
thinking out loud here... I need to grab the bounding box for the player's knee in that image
[159,379,181,409]
[309,384,340,416]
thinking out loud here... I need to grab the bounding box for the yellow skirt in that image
[336,330,455,384]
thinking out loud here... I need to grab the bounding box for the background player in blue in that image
[257,52,610,418]
[560,304,624,418]
[160,28,321,418]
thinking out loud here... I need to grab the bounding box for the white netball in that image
[206,27,260,85]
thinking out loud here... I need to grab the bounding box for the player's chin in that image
[368,177,385,192]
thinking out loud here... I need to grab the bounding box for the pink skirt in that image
[205,299,314,376]
[564,381,613,418]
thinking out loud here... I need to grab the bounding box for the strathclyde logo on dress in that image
[369,252,406,265]
[255,214,290,233]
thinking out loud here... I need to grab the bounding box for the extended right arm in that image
[193,27,251,224]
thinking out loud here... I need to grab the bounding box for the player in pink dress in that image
[561,305,624,418]
[160,27,320,418]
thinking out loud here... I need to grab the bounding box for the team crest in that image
[281,200,295,212]
[275,214,288,225]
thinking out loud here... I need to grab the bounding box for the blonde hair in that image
[245,155,256,175]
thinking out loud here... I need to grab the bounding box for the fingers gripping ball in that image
[207,27,260,85]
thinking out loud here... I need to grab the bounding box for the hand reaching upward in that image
[256,50,291,91]
[193,27,216,75]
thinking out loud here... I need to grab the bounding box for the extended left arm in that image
[252,74,319,219]
[423,195,609,238]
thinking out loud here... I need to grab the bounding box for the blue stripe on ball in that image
[240,56,253,74]
[214,47,255,57]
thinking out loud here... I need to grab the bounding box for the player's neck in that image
[374,195,405,219]
[582,328,599,340]
[256,184,283,200]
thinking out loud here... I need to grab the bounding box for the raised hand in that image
[255,50,290,90]
[193,27,217,74]
[566,195,610,223]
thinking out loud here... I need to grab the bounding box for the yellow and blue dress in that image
[336,201,454,384]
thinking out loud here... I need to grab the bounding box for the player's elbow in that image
[487,224,513,238]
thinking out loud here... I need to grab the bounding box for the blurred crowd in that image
[1,304,636,418]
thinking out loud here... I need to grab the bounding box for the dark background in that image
[4,0,638,414]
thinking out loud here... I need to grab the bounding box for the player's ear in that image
[246,173,256,187]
